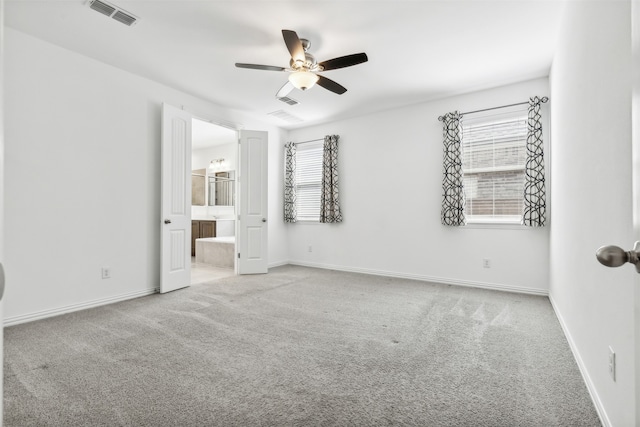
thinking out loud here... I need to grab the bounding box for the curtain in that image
[320,135,343,223]
[284,142,297,223]
[522,96,548,227]
[439,111,466,226]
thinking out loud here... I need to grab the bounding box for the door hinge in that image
[238,253,240,259]
[237,215,241,220]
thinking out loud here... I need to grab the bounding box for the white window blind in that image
[461,108,528,223]
[296,141,323,221]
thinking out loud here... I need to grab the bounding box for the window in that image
[295,141,323,221]
[461,108,528,223]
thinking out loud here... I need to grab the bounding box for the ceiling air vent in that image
[112,10,137,26]
[268,110,304,124]
[89,0,115,16]
[88,0,139,26]
[277,96,300,106]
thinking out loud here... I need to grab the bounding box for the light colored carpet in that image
[4,265,601,426]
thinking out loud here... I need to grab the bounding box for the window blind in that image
[295,141,323,221]
[461,111,528,222]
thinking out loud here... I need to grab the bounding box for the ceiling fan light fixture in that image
[288,71,319,91]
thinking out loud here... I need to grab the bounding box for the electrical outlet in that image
[609,346,616,381]
[483,258,491,268]
[101,267,111,279]
[308,245,313,253]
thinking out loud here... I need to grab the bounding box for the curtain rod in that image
[294,138,324,145]
[462,101,528,116]
[438,97,549,121]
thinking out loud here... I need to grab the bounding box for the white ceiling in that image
[5,0,567,130]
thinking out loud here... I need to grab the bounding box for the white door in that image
[633,1,640,422]
[238,130,268,274]
[0,1,5,421]
[160,103,192,293]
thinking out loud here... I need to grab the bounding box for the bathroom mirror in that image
[192,169,235,207]
[208,171,235,207]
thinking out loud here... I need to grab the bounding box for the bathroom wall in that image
[192,143,237,219]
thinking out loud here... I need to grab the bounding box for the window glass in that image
[296,141,323,221]
[461,108,527,223]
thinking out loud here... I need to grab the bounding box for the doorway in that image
[190,118,238,284]
[161,104,269,293]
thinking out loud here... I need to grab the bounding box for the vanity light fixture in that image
[288,71,319,91]
[209,158,227,171]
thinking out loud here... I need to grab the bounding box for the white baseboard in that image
[548,295,609,427]
[268,260,289,269]
[286,260,548,296]
[5,261,286,327]
[4,288,159,327]
[3,262,547,328]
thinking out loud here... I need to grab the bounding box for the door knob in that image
[262,218,267,223]
[596,241,640,273]
[164,219,171,224]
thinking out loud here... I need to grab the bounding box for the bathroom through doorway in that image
[190,118,238,284]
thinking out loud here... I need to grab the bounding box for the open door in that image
[237,130,268,274]
[160,103,192,293]
[633,2,640,422]
[0,2,5,421]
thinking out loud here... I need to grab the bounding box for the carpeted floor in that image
[4,265,601,426]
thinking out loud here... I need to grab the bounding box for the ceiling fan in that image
[235,29,368,98]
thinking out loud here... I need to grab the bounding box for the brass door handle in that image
[596,241,640,273]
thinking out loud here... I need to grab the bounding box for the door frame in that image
[161,106,270,282]
[173,108,269,277]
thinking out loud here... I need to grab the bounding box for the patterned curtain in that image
[284,142,297,223]
[320,135,343,223]
[439,112,466,226]
[522,96,549,227]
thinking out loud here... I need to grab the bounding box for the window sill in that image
[464,220,529,230]
[294,219,321,224]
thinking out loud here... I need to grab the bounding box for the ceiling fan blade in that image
[276,81,294,98]
[318,53,368,71]
[317,75,347,95]
[282,29,305,63]
[235,63,286,72]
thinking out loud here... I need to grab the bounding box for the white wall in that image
[549,1,635,425]
[286,78,550,294]
[4,28,288,324]
[192,143,237,172]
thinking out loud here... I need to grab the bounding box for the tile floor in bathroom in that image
[191,257,235,284]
